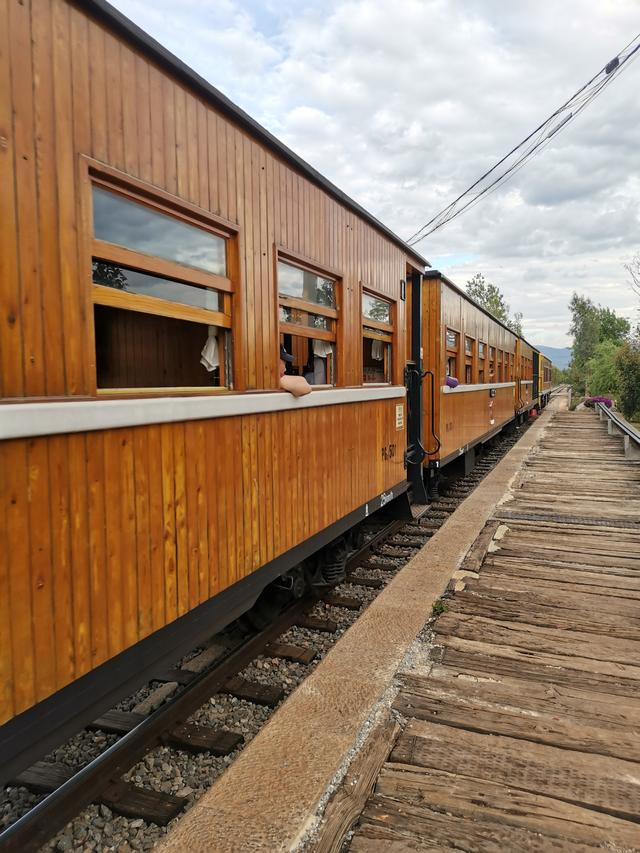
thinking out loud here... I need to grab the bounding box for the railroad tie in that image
[14,762,187,826]
[222,676,284,706]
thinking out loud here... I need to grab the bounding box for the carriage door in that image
[532,351,540,402]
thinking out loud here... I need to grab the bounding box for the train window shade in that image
[88,179,233,393]
[362,292,394,384]
[277,259,338,386]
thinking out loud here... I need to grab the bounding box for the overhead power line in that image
[406,33,640,247]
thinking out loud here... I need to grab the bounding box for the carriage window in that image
[92,186,226,275]
[464,336,475,384]
[497,349,503,382]
[446,328,459,382]
[362,292,393,384]
[488,346,496,381]
[278,259,337,386]
[90,179,232,391]
[478,341,486,383]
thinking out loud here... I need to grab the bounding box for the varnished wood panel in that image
[439,388,516,460]
[1,0,416,400]
[423,276,519,463]
[0,398,406,723]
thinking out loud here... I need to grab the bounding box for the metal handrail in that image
[595,402,640,457]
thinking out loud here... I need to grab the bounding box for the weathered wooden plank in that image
[164,723,243,755]
[369,764,640,850]
[447,590,640,640]
[222,676,283,706]
[296,615,338,633]
[459,519,501,572]
[440,642,640,698]
[353,792,592,852]
[393,687,640,763]
[263,642,316,665]
[435,612,640,666]
[404,667,640,726]
[310,713,401,853]
[322,592,363,611]
[486,546,640,572]
[102,780,187,825]
[467,573,640,612]
[391,719,640,821]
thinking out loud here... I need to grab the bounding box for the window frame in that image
[361,287,395,385]
[81,157,237,395]
[445,326,460,381]
[276,251,340,386]
[464,335,476,384]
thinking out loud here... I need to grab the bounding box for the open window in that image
[89,177,233,391]
[488,346,496,382]
[445,328,459,381]
[362,292,393,384]
[278,258,337,386]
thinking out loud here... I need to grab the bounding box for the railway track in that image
[0,422,531,853]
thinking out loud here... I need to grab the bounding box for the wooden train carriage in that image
[539,353,553,405]
[419,272,519,469]
[0,0,427,775]
[516,338,536,414]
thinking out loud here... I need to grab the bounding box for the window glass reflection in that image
[92,261,220,312]
[277,261,335,307]
[362,293,391,324]
[279,305,330,330]
[92,186,226,276]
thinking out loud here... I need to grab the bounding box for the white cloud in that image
[112,0,640,346]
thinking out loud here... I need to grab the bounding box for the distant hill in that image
[537,345,572,370]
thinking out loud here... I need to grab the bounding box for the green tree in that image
[586,340,621,397]
[466,274,510,324]
[598,307,630,344]
[466,274,523,334]
[568,294,600,392]
[615,338,640,420]
[568,293,631,394]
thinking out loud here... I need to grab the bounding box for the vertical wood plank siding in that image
[1,400,405,723]
[424,277,520,461]
[0,0,417,722]
[0,0,409,399]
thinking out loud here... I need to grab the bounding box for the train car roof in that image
[79,0,430,272]
[423,269,552,362]
[423,269,520,339]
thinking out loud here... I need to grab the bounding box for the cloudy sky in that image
[112,0,640,347]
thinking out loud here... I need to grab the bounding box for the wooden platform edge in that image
[308,711,402,853]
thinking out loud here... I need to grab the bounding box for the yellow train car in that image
[0,0,426,780]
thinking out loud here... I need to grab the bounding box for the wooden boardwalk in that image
[348,410,640,851]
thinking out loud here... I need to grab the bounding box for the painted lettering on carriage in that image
[381,443,396,461]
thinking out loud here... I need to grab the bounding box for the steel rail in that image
[595,402,640,455]
[0,516,405,853]
[0,597,312,853]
